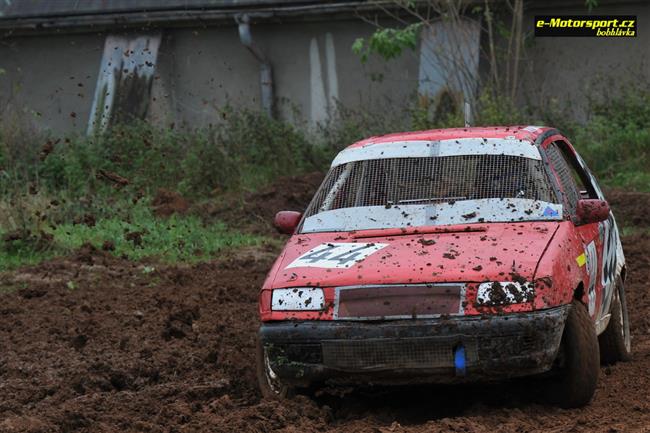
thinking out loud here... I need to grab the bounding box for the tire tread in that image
[599,280,632,364]
[545,300,599,408]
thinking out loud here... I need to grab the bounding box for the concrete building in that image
[0,0,648,135]
[522,0,649,121]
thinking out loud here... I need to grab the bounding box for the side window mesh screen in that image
[545,144,580,213]
[304,155,557,218]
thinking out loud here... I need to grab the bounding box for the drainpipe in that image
[236,14,274,118]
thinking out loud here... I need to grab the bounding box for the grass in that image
[0,247,56,272]
[601,172,650,193]
[53,211,267,262]
[0,205,270,272]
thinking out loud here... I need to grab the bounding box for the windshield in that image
[301,154,561,233]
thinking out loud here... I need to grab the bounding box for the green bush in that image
[0,108,335,269]
[191,108,327,191]
[2,93,648,207]
[1,110,330,214]
[317,103,408,154]
[0,92,648,270]
[570,85,650,191]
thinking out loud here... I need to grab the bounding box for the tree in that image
[352,0,527,120]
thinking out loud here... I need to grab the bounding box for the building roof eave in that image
[0,1,395,35]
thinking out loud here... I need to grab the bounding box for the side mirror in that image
[274,211,302,234]
[576,199,610,225]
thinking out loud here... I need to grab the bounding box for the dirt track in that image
[0,180,649,433]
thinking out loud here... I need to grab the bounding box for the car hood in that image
[266,222,559,289]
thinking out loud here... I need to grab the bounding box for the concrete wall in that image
[2,2,648,135]
[0,32,104,132]
[0,18,420,135]
[521,1,650,120]
[152,19,420,128]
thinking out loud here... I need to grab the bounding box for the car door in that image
[569,143,626,333]
[542,139,613,326]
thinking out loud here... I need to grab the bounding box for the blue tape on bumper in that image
[454,345,466,377]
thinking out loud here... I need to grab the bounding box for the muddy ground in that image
[0,178,649,433]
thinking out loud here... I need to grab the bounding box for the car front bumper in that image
[258,305,570,386]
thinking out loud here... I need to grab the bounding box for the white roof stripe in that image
[331,138,541,167]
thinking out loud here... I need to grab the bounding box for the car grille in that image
[321,337,478,371]
[477,333,538,360]
[268,343,323,364]
[335,284,463,320]
[268,332,542,372]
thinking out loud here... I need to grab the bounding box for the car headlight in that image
[476,281,535,306]
[271,288,325,311]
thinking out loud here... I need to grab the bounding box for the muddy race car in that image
[256,126,630,408]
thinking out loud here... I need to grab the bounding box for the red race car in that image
[257,126,630,408]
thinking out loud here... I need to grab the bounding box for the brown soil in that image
[0,177,649,432]
[201,171,324,234]
[605,189,650,229]
[152,189,190,217]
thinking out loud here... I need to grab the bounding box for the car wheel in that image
[599,278,632,364]
[544,300,599,408]
[256,338,294,399]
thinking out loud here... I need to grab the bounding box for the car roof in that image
[345,125,554,149]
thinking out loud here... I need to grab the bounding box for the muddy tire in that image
[544,300,599,408]
[256,338,294,399]
[599,279,632,364]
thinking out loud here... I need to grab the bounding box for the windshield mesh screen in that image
[304,155,556,218]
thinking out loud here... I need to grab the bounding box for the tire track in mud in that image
[0,187,648,433]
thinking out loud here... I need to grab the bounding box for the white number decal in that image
[585,240,597,316]
[599,215,622,316]
[286,243,387,269]
[600,216,619,288]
